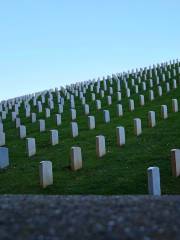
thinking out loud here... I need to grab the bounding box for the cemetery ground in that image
[1,82,180,194]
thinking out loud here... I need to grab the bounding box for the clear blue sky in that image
[0,0,180,101]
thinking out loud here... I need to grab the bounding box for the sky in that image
[0,0,180,101]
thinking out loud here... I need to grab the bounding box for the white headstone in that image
[39,161,53,188]
[1,111,6,120]
[71,122,78,138]
[161,105,168,119]
[117,104,123,117]
[173,79,177,89]
[37,101,42,113]
[142,82,146,91]
[158,86,162,96]
[0,147,9,169]
[117,92,121,101]
[103,110,110,123]
[31,113,36,123]
[149,90,154,101]
[55,114,61,126]
[25,108,31,118]
[96,100,101,110]
[26,138,36,157]
[19,125,26,139]
[166,82,170,92]
[147,167,161,196]
[107,96,112,106]
[129,99,135,111]
[71,109,76,120]
[84,104,90,115]
[12,112,16,121]
[88,116,95,130]
[0,123,3,132]
[91,93,96,101]
[171,149,180,177]
[39,119,46,132]
[100,90,104,98]
[70,147,82,171]
[50,130,59,146]
[96,135,106,157]
[134,118,142,136]
[172,99,178,112]
[148,111,156,128]
[116,126,125,146]
[16,118,21,128]
[126,88,130,97]
[0,132,5,146]
[139,95,145,106]
[45,108,51,118]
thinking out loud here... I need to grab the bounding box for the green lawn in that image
[1,66,180,194]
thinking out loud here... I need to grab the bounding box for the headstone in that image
[117,92,121,101]
[100,90,104,98]
[117,104,123,117]
[0,147,9,169]
[171,149,180,177]
[50,130,59,146]
[1,111,6,120]
[70,147,82,171]
[0,132,5,146]
[39,119,45,132]
[81,97,86,105]
[91,93,96,101]
[161,105,168,119]
[45,108,51,118]
[129,99,135,111]
[37,101,42,113]
[116,126,125,146]
[84,104,90,115]
[31,113,36,123]
[55,114,61,126]
[103,110,110,123]
[12,112,16,121]
[173,79,177,89]
[149,79,153,88]
[0,123,3,132]
[172,99,178,112]
[126,88,130,97]
[134,118,142,136]
[147,167,161,196]
[96,135,106,157]
[96,100,101,110]
[88,116,95,130]
[26,138,36,157]
[148,111,156,128]
[16,118,21,128]
[158,86,162,96]
[166,82,170,92]
[39,161,53,188]
[19,125,26,139]
[109,87,113,95]
[25,108,31,117]
[139,95,145,106]
[142,82,146,91]
[58,104,64,113]
[107,96,112,105]
[71,122,78,138]
[71,109,76,120]
[149,90,154,101]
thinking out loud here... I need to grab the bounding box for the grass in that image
[1,64,180,194]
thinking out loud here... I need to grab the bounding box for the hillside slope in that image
[0,60,180,194]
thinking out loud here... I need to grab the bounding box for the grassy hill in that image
[1,60,180,194]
